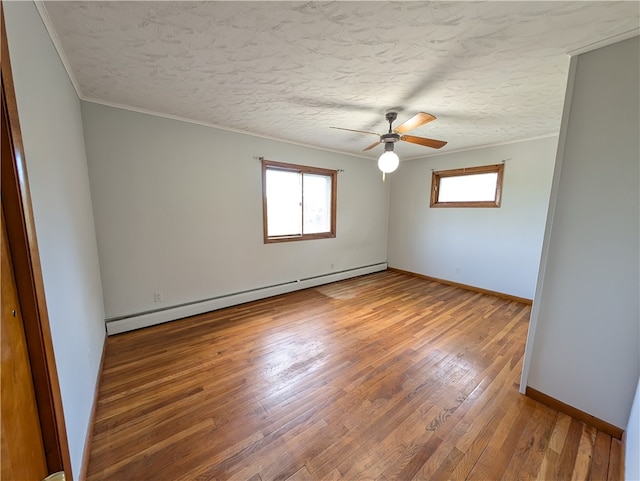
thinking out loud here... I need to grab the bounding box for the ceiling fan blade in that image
[393,112,436,134]
[401,135,448,149]
[330,126,380,137]
[362,141,381,151]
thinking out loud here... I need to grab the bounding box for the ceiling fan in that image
[331,111,447,180]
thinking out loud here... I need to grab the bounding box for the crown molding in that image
[34,1,83,98]
[567,28,639,56]
[403,133,558,161]
[82,96,372,161]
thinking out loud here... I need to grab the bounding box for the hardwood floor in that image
[86,271,622,480]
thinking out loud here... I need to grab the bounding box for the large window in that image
[262,159,337,243]
[430,163,504,208]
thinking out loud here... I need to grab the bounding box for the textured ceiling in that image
[42,1,639,159]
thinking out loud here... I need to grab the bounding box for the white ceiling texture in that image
[40,1,639,159]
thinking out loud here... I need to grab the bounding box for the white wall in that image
[525,36,639,429]
[4,2,106,478]
[627,378,640,480]
[80,102,389,326]
[387,136,557,300]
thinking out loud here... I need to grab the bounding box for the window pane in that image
[303,173,331,234]
[438,172,498,202]
[266,169,302,236]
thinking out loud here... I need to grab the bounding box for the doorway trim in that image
[1,3,72,478]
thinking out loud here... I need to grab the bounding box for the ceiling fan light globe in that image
[378,151,399,173]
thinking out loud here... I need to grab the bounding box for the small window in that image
[262,159,337,243]
[431,164,504,208]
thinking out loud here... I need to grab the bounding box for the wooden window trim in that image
[430,163,504,208]
[262,159,337,243]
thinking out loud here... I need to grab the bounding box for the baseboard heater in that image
[106,262,388,335]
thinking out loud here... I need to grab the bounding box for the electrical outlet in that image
[154,291,163,302]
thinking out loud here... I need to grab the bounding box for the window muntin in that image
[262,159,337,242]
[431,164,504,208]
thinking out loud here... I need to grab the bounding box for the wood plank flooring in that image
[86,271,622,480]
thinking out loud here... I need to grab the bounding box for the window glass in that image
[266,169,302,236]
[303,173,331,234]
[438,172,499,202]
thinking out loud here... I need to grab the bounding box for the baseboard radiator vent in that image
[106,262,387,335]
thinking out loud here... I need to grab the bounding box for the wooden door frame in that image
[1,3,72,478]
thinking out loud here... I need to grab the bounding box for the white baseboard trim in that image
[106,263,387,335]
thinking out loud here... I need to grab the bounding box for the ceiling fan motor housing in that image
[381,133,400,147]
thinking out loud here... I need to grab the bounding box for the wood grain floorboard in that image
[86,271,622,480]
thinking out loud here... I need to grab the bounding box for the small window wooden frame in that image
[262,159,337,243]
[430,163,504,208]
